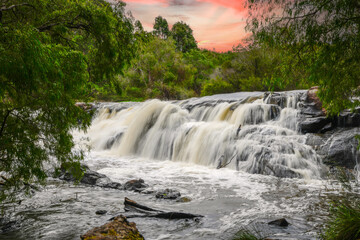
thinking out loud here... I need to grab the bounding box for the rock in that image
[306,86,323,111]
[264,165,301,179]
[102,182,122,190]
[59,164,122,190]
[336,109,360,127]
[123,179,148,192]
[95,210,107,215]
[268,218,289,227]
[264,92,288,108]
[298,87,360,134]
[319,128,360,168]
[176,197,192,203]
[0,217,19,233]
[155,189,181,200]
[80,215,144,240]
[80,169,109,186]
[105,132,123,150]
[299,117,331,133]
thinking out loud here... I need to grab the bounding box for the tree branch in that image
[0,3,35,12]
[0,109,13,138]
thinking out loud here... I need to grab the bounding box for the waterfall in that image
[86,92,325,179]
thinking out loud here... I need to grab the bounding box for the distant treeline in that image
[98,16,310,102]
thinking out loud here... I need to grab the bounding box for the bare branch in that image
[0,109,13,138]
[0,3,35,12]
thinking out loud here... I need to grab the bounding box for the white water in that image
[86,92,325,179]
[1,92,334,240]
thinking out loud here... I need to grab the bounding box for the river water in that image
[0,92,344,239]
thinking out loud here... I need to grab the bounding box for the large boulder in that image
[80,215,144,240]
[320,128,360,168]
[306,128,360,169]
[299,117,331,134]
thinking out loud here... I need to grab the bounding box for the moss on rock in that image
[80,215,144,240]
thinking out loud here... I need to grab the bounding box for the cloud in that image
[124,0,166,4]
[168,14,190,21]
[168,0,200,6]
[196,0,247,13]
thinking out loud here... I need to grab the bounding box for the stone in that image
[306,86,323,111]
[0,217,19,233]
[123,179,148,192]
[95,210,107,215]
[336,110,360,127]
[320,128,360,168]
[299,117,331,133]
[155,189,181,200]
[176,197,192,203]
[59,164,122,190]
[105,132,123,150]
[80,215,144,240]
[268,218,289,227]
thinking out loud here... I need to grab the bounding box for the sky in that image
[122,0,250,52]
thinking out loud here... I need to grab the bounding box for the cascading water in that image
[2,91,342,240]
[87,91,325,179]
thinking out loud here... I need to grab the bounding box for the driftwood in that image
[216,153,236,169]
[124,197,159,213]
[123,197,203,220]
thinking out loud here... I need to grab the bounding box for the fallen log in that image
[146,212,202,220]
[123,197,203,220]
[124,197,160,213]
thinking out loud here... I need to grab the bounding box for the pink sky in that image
[122,0,249,52]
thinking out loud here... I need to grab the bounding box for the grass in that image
[321,199,360,240]
[320,167,360,240]
[232,228,264,240]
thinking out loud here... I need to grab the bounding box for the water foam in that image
[85,93,325,179]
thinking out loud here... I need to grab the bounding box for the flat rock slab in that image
[80,215,144,240]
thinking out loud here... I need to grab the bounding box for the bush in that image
[201,77,234,96]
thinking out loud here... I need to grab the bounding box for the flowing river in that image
[1,91,351,240]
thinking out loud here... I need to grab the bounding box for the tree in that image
[247,0,360,115]
[153,16,170,39]
[0,0,134,201]
[134,20,144,33]
[120,37,196,100]
[171,21,197,53]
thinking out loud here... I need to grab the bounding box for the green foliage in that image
[120,37,196,100]
[0,0,134,201]
[201,77,234,96]
[153,16,170,39]
[171,21,197,53]
[247,0,360,115]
